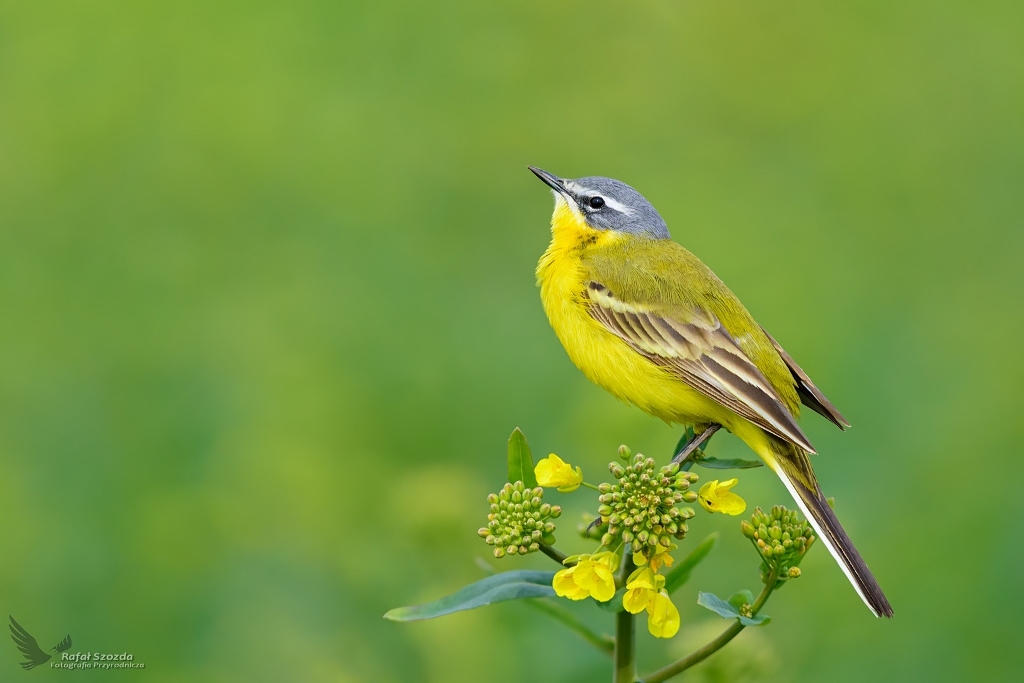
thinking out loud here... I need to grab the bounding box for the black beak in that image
[528,166,566,193]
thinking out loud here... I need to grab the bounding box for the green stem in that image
[539,543,572,566]
[525,598,614,655]
[641,566,782,683]
[581,481,602,491]
[613,550,637,682]
[614,609,637,683]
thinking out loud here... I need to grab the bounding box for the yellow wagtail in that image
[530,166,892,618]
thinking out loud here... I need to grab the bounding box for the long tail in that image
[763,440,893,618]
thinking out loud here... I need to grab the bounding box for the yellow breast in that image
[535,201,724,425]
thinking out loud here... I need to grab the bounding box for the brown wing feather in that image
[586,282,816,453]
[760,327,851,430]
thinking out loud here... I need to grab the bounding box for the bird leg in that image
[672,424,721,469]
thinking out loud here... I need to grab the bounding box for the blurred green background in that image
[1,1,1022,681]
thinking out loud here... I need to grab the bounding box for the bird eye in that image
[589,196,605,209]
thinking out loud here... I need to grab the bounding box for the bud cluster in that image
[597,449,698,562]
[740,505,815,581]
[479,481,561,558]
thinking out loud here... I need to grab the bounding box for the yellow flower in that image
[553,566,588,600]
[633,543,675,571]
[649,544,676,572]
[534,454,583,492]
[646,590,680,638]
[552,552,620,603]
[622,567,656,614]
[697,478,747,515]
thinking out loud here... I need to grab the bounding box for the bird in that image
[9,616,72,670]
[529,166,892,618]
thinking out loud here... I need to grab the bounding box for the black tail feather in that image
[785,473,893,618]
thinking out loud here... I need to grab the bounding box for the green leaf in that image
[697,591,770,626]
[664,533,718,594]
[594,587,627,613]
[697,591,740,618]
[384,570,555,621]
[728,590,754,610]
[507,428,538,488]
[696,457,764,470]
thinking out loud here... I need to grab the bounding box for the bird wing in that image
[9,616,52,670]
[53,634,73,653]
[760,327,851,430]
[585,281,816,453]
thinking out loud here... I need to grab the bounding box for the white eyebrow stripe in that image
[563,181,634,216]
[598,195,634,215]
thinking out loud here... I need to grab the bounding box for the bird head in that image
[528,167,669,240]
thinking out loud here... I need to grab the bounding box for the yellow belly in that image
[537,237,724,428]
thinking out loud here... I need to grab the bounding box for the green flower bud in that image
[550,506,561,518]
[741,520,756,538]
[788,567,801,578]
[478,528,490,538]
[611,465,626,479]
[618,444,632,461]
[682,491,698,503]
[487,493,499,505]
[494,547,506,558]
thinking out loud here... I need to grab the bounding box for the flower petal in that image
[623,587,651,614]
[715,490,747,515]
[534,454,567,487]
[646,592,680,638]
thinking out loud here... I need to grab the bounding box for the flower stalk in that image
[389,429,823,683]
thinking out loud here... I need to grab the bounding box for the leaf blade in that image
[697,591,740,619]
[384,570,555,622]
[507,428,538,488]
[697,591,770,626]
[696,457,764,470]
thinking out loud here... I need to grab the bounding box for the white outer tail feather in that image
[773,467,879,618]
